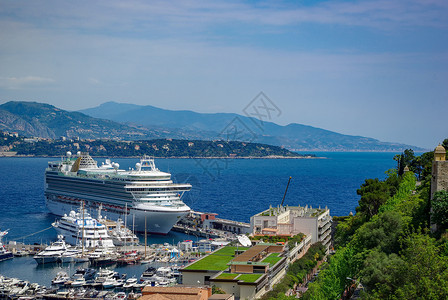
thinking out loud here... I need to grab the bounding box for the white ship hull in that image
[34,255,61,264]
[45,154,191,235]
[47,198,189,234]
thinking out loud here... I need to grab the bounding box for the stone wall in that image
[431,160,448,198]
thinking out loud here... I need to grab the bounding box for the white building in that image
[250,205,332,250]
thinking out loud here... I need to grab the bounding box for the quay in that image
[173,211,251,239]
[5,242,46,255]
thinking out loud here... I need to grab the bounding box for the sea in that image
[0,152,398,285]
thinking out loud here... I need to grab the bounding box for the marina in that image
[0,153,398,298]
[45,153,192,234]
[0,242,206,289]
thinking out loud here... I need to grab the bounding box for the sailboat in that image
[140,216,154,264]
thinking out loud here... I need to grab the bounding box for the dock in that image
[6,241,46,255]
[173,210,251,239]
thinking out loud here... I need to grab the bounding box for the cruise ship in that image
[45,152,191,234]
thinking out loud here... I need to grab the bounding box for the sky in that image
[0,0,447,149]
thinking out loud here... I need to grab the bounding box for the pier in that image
[173,211,251,240]
[6,242,46,255]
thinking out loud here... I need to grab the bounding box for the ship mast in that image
[81,201,85,255]
[124,203,127,252]
[144,215,147,258]
[132,214,135,248]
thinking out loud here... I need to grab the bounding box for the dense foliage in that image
[1,133,310,158]
[431,190,448,230]
[0,130,21,146]
[261,242,326,300]
[304,144,448,299]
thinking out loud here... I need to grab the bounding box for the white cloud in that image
[88,78,101,85]
[1,0,446,38]
[0,76,55,90]
[0,0,446,148]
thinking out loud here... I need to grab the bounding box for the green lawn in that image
[184,254,233,271]
[184,246,249,271]
[261,253,283,266]
[213,246,249,256]
[237,274,263,283]
[216,273,239,280]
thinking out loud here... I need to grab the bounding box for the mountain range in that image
[80,101,424,152]
[0,101,424,151]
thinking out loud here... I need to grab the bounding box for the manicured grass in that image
[214,246,249,256]
[184,254,233,271]
[261,253,283,266]
[184,246,248,271]
[216,273,239,280]
[237,274,263,283]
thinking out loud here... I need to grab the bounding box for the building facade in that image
[250,205,332,250]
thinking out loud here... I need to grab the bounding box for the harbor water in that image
[0,153,399,285]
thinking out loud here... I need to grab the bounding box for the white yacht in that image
[33,235,70,264]
[0,230,13,261]
[60,248,89,263]
[45,152,191,234]
[100,217,139,246]
[88,247,117,265]
[51,271,70,285]
[52,205,115,249]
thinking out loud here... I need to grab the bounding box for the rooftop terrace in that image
[183,246,249,271]
[256,205,328,218]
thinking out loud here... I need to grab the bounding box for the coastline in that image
[0,153,326,159]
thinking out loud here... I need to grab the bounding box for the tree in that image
[442,138,448,150]
[397,149,416,176]
[359,250,403,293]
[352,210,403,255]
[431,191,448,230]
[392,232,448,299]
[356,179,391,220]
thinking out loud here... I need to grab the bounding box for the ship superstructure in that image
[45,152,191,234]
[52,206,115,249]
[0,230,13,261]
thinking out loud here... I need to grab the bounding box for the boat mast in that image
[144,215,147,258]
[82,201,85,255]
[124,203,127,252]
[132,214,135,248]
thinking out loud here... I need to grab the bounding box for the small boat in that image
[13,249,30,257]
[61,248,90,263]
[127,291,141,300]
[123,277,137,289]
[140,266,156,282]
[88,247,117,265]
[102,217,139,246]
[115,292,127,299]
[102,278,117,289]
[51,272,70,285]
[73,268,96,280]
[71,277,86,287]
[114,279,125,287]
[96,267,116,278]
[133,281,147,289]
[33,235,70,264]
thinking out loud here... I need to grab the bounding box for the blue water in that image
[0,153,397,284]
